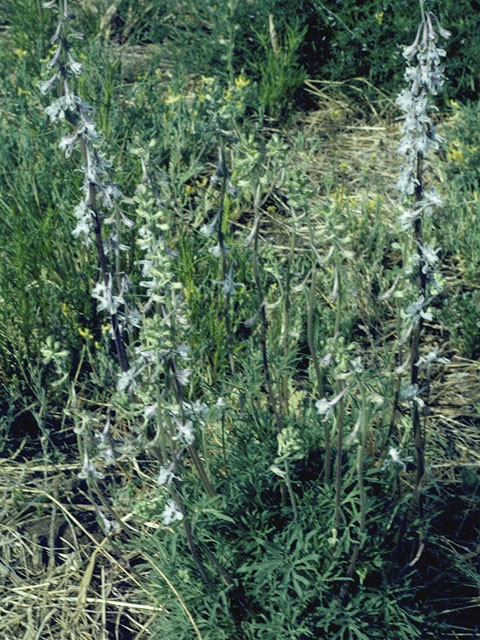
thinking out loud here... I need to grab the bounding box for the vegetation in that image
[0,1,479,639]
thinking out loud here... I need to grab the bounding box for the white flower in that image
[175,368,192,386]
[136,259,153,276]
[176,343,190,359]
[396,169,418,197]
[346,415,361,446]
[143,403,158,421]
[400,383,425,408]
[320,352,333,368]
[67,51,83,75]
[404,295,433,323]
[45,95,80,121]
[122,307,142,329]
[200,211,220,237]
[350,357,363,374]
[414,243,441,274]
[183,401,209,423]
[92,277,124,315]
[78,449,104,480]
[172,419,195,445]
[315,387,348,421]
[315,398,332,419]
[99,444,115,466]
[398,207,420,230]
[213,262,243,296]
[423,188,443,208]
[39,71,60,95]
[97,508,117,534]
[117,367,138,394]
[208,243,229,257]
[59,131,79,158]
[157,465,177,487]
[416,349,449,366]
[382,446,413,472]
[396,12,450,199]
[161,499,184,525]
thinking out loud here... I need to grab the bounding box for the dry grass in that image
[0,458,163,640]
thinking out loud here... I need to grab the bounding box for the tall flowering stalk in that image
[395,4,450,553]
[40,0,131,372]
[204,138,240,376]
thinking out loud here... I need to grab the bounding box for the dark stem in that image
[87,181,129,372]
[217,144,235,375]
[169,357,216,497]
[253,208,283,432]
[334,382,345,531]
[410,153,426,534]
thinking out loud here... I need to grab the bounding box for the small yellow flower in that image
[375,11,384,26]
[366,198,377,213]
[447,141,465,166]
[234,74,250,90]
[164,93,182,105]
[101,323,111,334]
[60,302,70,317]
[78,327,94,340]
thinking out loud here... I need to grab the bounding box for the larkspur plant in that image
[39,0,138,526]
[40,0,131,375]
[46,0,196,531]
[395,2,450,556]
[26,1,478,638]
[39,0,203,526]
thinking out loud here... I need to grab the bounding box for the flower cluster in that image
[40,0,135,346]
[395,9,451,407]
[124,144,221,523]
[396,12,451,203]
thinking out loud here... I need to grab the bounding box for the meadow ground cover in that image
[0,1,479,638]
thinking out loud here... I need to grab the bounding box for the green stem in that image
[280,234,295,415]
[334,381,345,531]
[283,460,299,522]
[307,266,330,483]
[341,383,368,600]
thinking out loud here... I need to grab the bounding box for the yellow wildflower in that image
[234,74,250,90]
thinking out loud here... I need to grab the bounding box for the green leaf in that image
[200,508,235,523]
